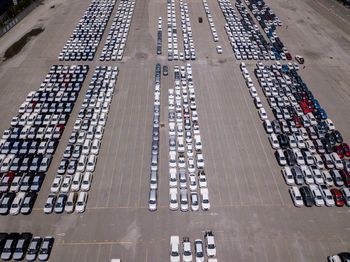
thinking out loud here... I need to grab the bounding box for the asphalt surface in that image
[0,0,350,261]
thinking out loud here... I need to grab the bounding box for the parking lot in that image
[0,0,350,260]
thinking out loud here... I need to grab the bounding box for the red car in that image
[0,172,15,193]
[293,116,302,128]
[340,169,350,187]
[342,143,350,157]
[334,145,344,159]
[300,102,310,114]
[306,101,314,112]
[331,188,345,207]
[286,52,292,60]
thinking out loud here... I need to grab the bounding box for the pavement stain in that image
[2,26,45,61]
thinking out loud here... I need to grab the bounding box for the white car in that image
[300,165,314,184]
[44,194,56,214]
[205,231,216,257]
[77,155,88,172]
[170,236,180,262]
[313,154,325,170]
[322,170,334,187]
[169,152,177,168]
[216,45,222,54]
[330,152,343,170]
[75,192,88,213]
[95,125,104,140]
[309,184,324,206]
[182,238,193,262]
[61,175,72,193]
[275,149,286,166]
[9,175,24,193]
[0,154,15,173]
[289,186,303,207]
[200,188,210,210]
[169,168,177,187]
[269,134,280,149]
[318,184,335,206]
[71,172,82,191]
[198,172,207,188]
[10,192,25,215]
[197,154,204,169]
[189,175,197,191]
[82,139,91,155]
[90,139,101,155]
[258,108,267,120]
[282,167,295,185]
[293,148,305,166]
[310,167,324,185]
[341,188,350,206]
[86,155,97,172]
[50,175,63,193]
[305,140,316,154]
[81,172,93,191]
[325,118,335,130]
[169,188,178,211]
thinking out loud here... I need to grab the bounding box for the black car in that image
[299,186,314,207]
[284,149,296,166]
[0,193,16,215]
[338,252,350,261]
[332,130,343,144]
[321,138,333,154]
[277,134,288,149]
[13,232,32,260]
[1,232,20,261]
[325,133,336,146]
[163,65,168,76]
[0,233,8,254]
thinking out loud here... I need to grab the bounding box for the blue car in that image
[319,108,327,119]
[313,99,320,109]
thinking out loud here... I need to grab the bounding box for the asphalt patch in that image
[3,27,45,61]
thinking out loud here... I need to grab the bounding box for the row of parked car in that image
[0,233,53,261]
[58,0,116,61]
[0,65,89,215]
[166,0,180,61]
[241,61,350,207]
[170,232,217,262]
[157,17,162,55]
[178,1,196,60]
[100,0,135,61]
[202,0,219,43]
[45,66,119,214]
[168,64,210,212]
[218,0,289,60]
[149,64,162,211]
[244,0,290,59]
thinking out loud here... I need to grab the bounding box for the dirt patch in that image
[3,27,44,61]
[50,5,55,8]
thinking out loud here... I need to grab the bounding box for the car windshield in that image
[184,251,191,256]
